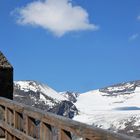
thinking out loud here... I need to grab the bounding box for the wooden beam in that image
[7,108,14,127]
[0,97,139,140]
[40,122,53,140]
[5,131,14,140]
[23,115,29,135]
[0,120,35,140]
[59,129,72,140]
[28,117,38,139]
[14,111,23,132]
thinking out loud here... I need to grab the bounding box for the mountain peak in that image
[13,80,140,138]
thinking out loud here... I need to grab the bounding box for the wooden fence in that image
[0,97,139,140]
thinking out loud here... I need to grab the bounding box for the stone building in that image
[0,51,13,99]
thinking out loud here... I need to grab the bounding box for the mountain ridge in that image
[13,80,140,138]
[14,80,78,118]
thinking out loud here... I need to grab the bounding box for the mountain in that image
[60,91,79,103]
[13,80,140,138]
[14,81,78,118]
[74,80,140,138]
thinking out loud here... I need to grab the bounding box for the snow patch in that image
[74,87,140,131]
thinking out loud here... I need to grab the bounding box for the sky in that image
[1,0,140,93]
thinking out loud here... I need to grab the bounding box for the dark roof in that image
[0,51,13,68]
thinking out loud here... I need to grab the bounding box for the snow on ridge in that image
[39,83,67,101]
[14,81,67,101]
[14,81,39,92]
[74,86,140,132]
[75,88,140,114]
[106,82,135,92]
[74,111,140,130]
[39,93,55,107]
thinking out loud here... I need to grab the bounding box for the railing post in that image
[40,122,53,140]
[0,51,13,100]
[5,107,14,140]
[23,115,29,135]
[58,129,72,140]
[14,111,23,132]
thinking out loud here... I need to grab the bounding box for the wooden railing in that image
[0,97,138,140]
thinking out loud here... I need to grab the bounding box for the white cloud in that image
[14,0,98,37]
[129,33,139,41]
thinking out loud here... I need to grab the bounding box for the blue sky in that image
[1,0,140,92]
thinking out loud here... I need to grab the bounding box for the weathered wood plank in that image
[28,117,38,139]
[5,131,13,140]
[58,129,72,140]
[0,120,35,140]
[4,107,8,123]
[13,137,16,140]
[0,127,5,138]
[14,111,17,129]
[13,136,20,140]
[23,115,29,135]
[40,122,53,140]
[5,131,8,140]
[0,98,23,113]
[14,111,23,132]
[22,106,136,140]
[0,97,139,140]
[0,106,5,121]
[7,108,14,127]
[0,106,5,137]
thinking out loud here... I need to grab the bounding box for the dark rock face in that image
[61,91,79,103]
[14,81,78,119]
[14,86,58,111]
[50,100,78,119]
[106,116,140,138]
[118,116,140,138]
[0,52,13,99]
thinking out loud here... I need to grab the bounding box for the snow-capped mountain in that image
[14,80,140,138]
[74,81,140,138]
[14,81,78,118]
[60,91,79,103]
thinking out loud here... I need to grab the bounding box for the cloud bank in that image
[15,0,98,37]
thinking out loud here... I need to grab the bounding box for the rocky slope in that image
[60,91,79,103]
[14,81,78,118]
[74,80,140,138]
[14,80,140,138]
